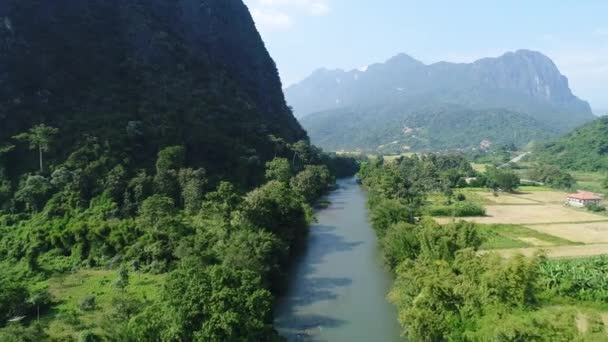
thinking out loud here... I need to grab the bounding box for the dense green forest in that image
[0,127,359,340]
[301,105,556,153]
[0,0,364,340]
[359,155,608,340]
[533,116,608,171]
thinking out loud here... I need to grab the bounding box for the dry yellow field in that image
[511,191,573,204]
[453,189,608,258]
[474,190,572,205]
[490,243,608,259]
[442,204,608,225]
[482,193,540,205]
[528,222,608,244]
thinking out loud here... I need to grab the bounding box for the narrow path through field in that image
[489,243,608,258]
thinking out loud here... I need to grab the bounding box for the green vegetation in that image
[540,256,608,304]
[571,171,608,194]
[44,270,164,339]
[0,137,357,340]
[359,155,607,340]
[426,201,486,217]
[533,116,608,171]
[302,105,556,153]
[527,164,577,190]
[13,124,59,173]
[478,224,579,250]
[468,144,517,166]
[485,166,521,192]
[0,1,366,339]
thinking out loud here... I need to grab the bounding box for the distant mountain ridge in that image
[287,50,594,152]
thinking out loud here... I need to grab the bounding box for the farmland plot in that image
[441,204,608,225]
[437,189,608,258]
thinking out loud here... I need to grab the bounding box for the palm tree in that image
[13,124,59,173]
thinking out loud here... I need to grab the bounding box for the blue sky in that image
[243,0,608,111]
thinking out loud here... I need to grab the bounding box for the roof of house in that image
[567,192,603,201]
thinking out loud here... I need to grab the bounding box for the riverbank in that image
[274,177,402,341]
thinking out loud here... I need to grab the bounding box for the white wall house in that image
[566,192,603,208]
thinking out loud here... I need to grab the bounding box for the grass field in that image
[571,171,608,194]
[478,224,579,250]
[481,193,540,205]
[471,163,488,172]
[42,269,164,340]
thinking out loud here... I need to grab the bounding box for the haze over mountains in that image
[287,50,595,153]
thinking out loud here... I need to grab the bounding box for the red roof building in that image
[566,192,603,207]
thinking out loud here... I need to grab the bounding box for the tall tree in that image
[13,124,59,173]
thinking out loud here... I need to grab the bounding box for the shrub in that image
[586,203,606,213]
[370,199,417,237]
[528,164,576,190]
[79,295,96,311]
[427,201,485,217]
[79,330,102,342]
[382,222,420,270]
[454,201,486,216]
[0,279,28,324]
[485,166,520,193]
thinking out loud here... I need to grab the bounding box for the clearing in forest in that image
[44,269,164,340]
[441,189,608,258]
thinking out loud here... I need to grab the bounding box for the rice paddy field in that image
[437,188,608,258]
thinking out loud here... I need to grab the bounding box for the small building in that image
[566,192,603,208]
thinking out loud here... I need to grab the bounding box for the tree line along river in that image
[274,177,403,341]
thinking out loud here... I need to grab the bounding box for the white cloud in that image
[245,0,330,32]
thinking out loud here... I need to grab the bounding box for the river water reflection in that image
[274,177,403,341]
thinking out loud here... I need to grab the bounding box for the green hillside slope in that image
[533,116,608,171]
[302,104,555,153]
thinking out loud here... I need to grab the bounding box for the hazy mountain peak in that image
[288,50,594,153]
[287,50,592,127]
[385,53,424,67]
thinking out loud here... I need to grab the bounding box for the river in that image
[274,177,403,341]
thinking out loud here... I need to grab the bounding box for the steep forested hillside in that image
[0,1,360,340]
[0,0,305,187]
[289,51,594,152]
[533,116,608,171]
